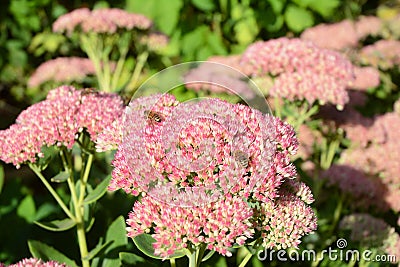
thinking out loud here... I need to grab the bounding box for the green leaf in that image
[0,165,4,194]
[119,252,158,266]
[106,216,127,247]
[84,175,111,205]
[34,218,76,232]
[307,0,340,18]
[17,195,36,222]
[214,255,228,267]
[284,4,314,32]
[207,33,227,55]
[92,216,128,267]
[233,7,259,45]
[267,0,286,13]
[34,203,59,221]
[201,250,215,262]
[126,0,183,35]
[181,26,207,60]
[51,171,70,183]
[291,0,313,8]
[84,240,113,261]
[28,240,78,267]
[133,234,186,259]
[192,0,215,12]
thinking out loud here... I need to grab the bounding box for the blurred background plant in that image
[1,0,400,266]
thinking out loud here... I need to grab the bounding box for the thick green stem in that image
[169,258,176,267]
[78,153,93,207]
[187,245,207,267]
[126,51,149,92]
[61,148,91,267]
[81,34,108,92]
[238,248,253,267]
[189,249,197,267]
[29,165,75,220]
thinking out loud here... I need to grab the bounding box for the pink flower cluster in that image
[350,66,381,91]
[300,16,382,50]
[0,86,124,168]
[359,40,400,69]
[139,33,169,52]
[240,38,355,108]
[321,108,400,212]
[28,57,97,87]
[184,61,256,99]
[340,213,400,263]
[53,8,152,35]
[110,94,317,258]
[3,258,68,267]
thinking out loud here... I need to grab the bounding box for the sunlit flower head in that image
[0,86,124,168]
[53,7,152,35]
[359,40,400,69]
[7,258,68,267]
[28,57,97,88]
[114,93,316,257]
[241,38,354,107]
[350,66,380,91]
[300,20,358,50]
[340,213,400,263]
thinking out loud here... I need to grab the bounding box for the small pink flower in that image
[359,40,400,69]
[0,86,124,168]
[300,20,359,50]
[7,258,68,267]
[241,38,354,107]
[115,93,316,257]
[340,213,400,263]
[53,8,152,34]
[349,66,380,91]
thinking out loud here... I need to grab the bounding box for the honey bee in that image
[233,150,249,168]
[144,110,164,123]
[81,88,98,96]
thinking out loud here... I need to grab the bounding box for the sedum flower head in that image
[350,66,380,91]
[359,40,400,69]
[53,7,152,35]
[6,258,68,267]
[240,38,354,108]
[340,213,400,263]
[114,93,317,257]
[127,194,254,257]
[0,86,124,168]
[300,20,359,50]
[28,57,97,88]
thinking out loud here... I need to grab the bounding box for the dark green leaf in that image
[93,216,128,267]
[84,240,113,261]
[308,0,340,18]
[284,4,314,32]
[105,216,127,247]
[267,0,286,13]
[126,0,183,35]
[201,250,215,262]
[17,195,36,222]
[34,203,59,221]
[119,252,158,266]
[34,218,76,232]
[51,171,70,183]
[192,0,215,12]
[133,234,186,259]
[84,175,111,205]
[28,240,78,267]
